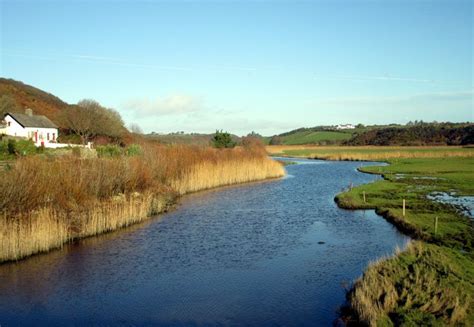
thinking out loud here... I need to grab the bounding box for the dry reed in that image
[0,143,284,262]
[266,145,474,161]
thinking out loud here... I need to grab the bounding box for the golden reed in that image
[0,144,285,262]
[266,145,474,161]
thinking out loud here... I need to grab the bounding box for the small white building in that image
[3,109,59,147]
[336,124,356,130]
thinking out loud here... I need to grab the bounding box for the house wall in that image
[4,115,59,145]
[4,115,28,138]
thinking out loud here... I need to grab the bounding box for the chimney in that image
[25,108,33,117]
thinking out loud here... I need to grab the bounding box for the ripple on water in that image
[0,160,409,326]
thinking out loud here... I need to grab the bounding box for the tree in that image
[246,131,262,138]
[60,99,125,144]
[269,135,283,145]
[0,95,20,118]
[129,123,143,134]
[212,130,236,148]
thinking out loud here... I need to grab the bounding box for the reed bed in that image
[172,156,284,194]
[266,145,474,161]
[0,143,284,262]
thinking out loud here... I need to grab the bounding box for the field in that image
[266,145,474,160]
[264,130,354,145]
[332,156,474,325]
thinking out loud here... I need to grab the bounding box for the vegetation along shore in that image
[275,145,474,326]
[0,143,284,263]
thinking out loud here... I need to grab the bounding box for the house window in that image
[47,133,50,141]
[7,122,10,127]
[53,133,56,141]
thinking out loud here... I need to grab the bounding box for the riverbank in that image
[266,145,474,161]
[271,145,474,325]
[335,157,474,325]
[0,144,285,263]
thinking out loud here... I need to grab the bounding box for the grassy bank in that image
[0,144,285,262]
[348,241,474,326]
[334,156,474,326]
[266,145,474,161]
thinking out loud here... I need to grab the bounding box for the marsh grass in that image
[350,241,474,326]
[0,144,284,262]
[335,156,474,325]
[266,145,474,161]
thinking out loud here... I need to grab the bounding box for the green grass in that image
[335,156,474,325]
[350,242,474,326]
[281,130,353,145]
[336,157,474,248]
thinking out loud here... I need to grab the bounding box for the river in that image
[0,158,409,326]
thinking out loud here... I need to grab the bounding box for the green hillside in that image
[264,128,360,145]
[282,130,353,145]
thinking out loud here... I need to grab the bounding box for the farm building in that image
[3,109,58,146]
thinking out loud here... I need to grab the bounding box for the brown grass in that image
[266,145,474,161]
[0,143,284,262]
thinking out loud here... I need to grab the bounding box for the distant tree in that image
[212,130,236,148]
[0,95,20,117]
[246,131,262,138]
[269,135,283,145]
[60,99,125,144]
[129,123,143,134]
[242,136,264,148]
[356,123,365,129]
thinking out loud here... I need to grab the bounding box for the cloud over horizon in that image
[122,94,204,117]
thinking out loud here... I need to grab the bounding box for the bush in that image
[96,144,123,157]
[269,135,283,145]
[7,139,16,155]
[212,130,236,148]
[126,144,142,156]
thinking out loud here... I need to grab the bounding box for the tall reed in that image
[0,143,284,262]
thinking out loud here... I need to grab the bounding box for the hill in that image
[345,123,474,146]
[265,125,377,145]
[0,78,69,124]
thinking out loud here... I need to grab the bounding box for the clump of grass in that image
[0,143,284,262]
[349,241,474,326]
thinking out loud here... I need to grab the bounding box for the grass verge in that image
[333,156,474,326]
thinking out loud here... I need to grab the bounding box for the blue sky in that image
[1,0,472,135]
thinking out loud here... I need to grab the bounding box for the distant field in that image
[264,130,357,145]
[266,145,474,160]
[283,130,352,145]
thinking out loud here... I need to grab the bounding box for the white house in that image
[336,124,356,130]
[3,109,59,147]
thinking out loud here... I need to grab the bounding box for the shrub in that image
[269,135,283,145]
[7,139,16,155]
[212,130,236,148]
[96,144,123,157]
[126,144,142,156]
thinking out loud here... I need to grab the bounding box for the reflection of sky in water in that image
[428,192,474,218]
[0,160,409,326]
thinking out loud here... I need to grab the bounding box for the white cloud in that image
[122,94,204,117]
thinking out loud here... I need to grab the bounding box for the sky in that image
[0,0,472,136]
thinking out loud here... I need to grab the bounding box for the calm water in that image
[0,158,409,326]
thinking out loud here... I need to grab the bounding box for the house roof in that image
[5,112,58,129]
